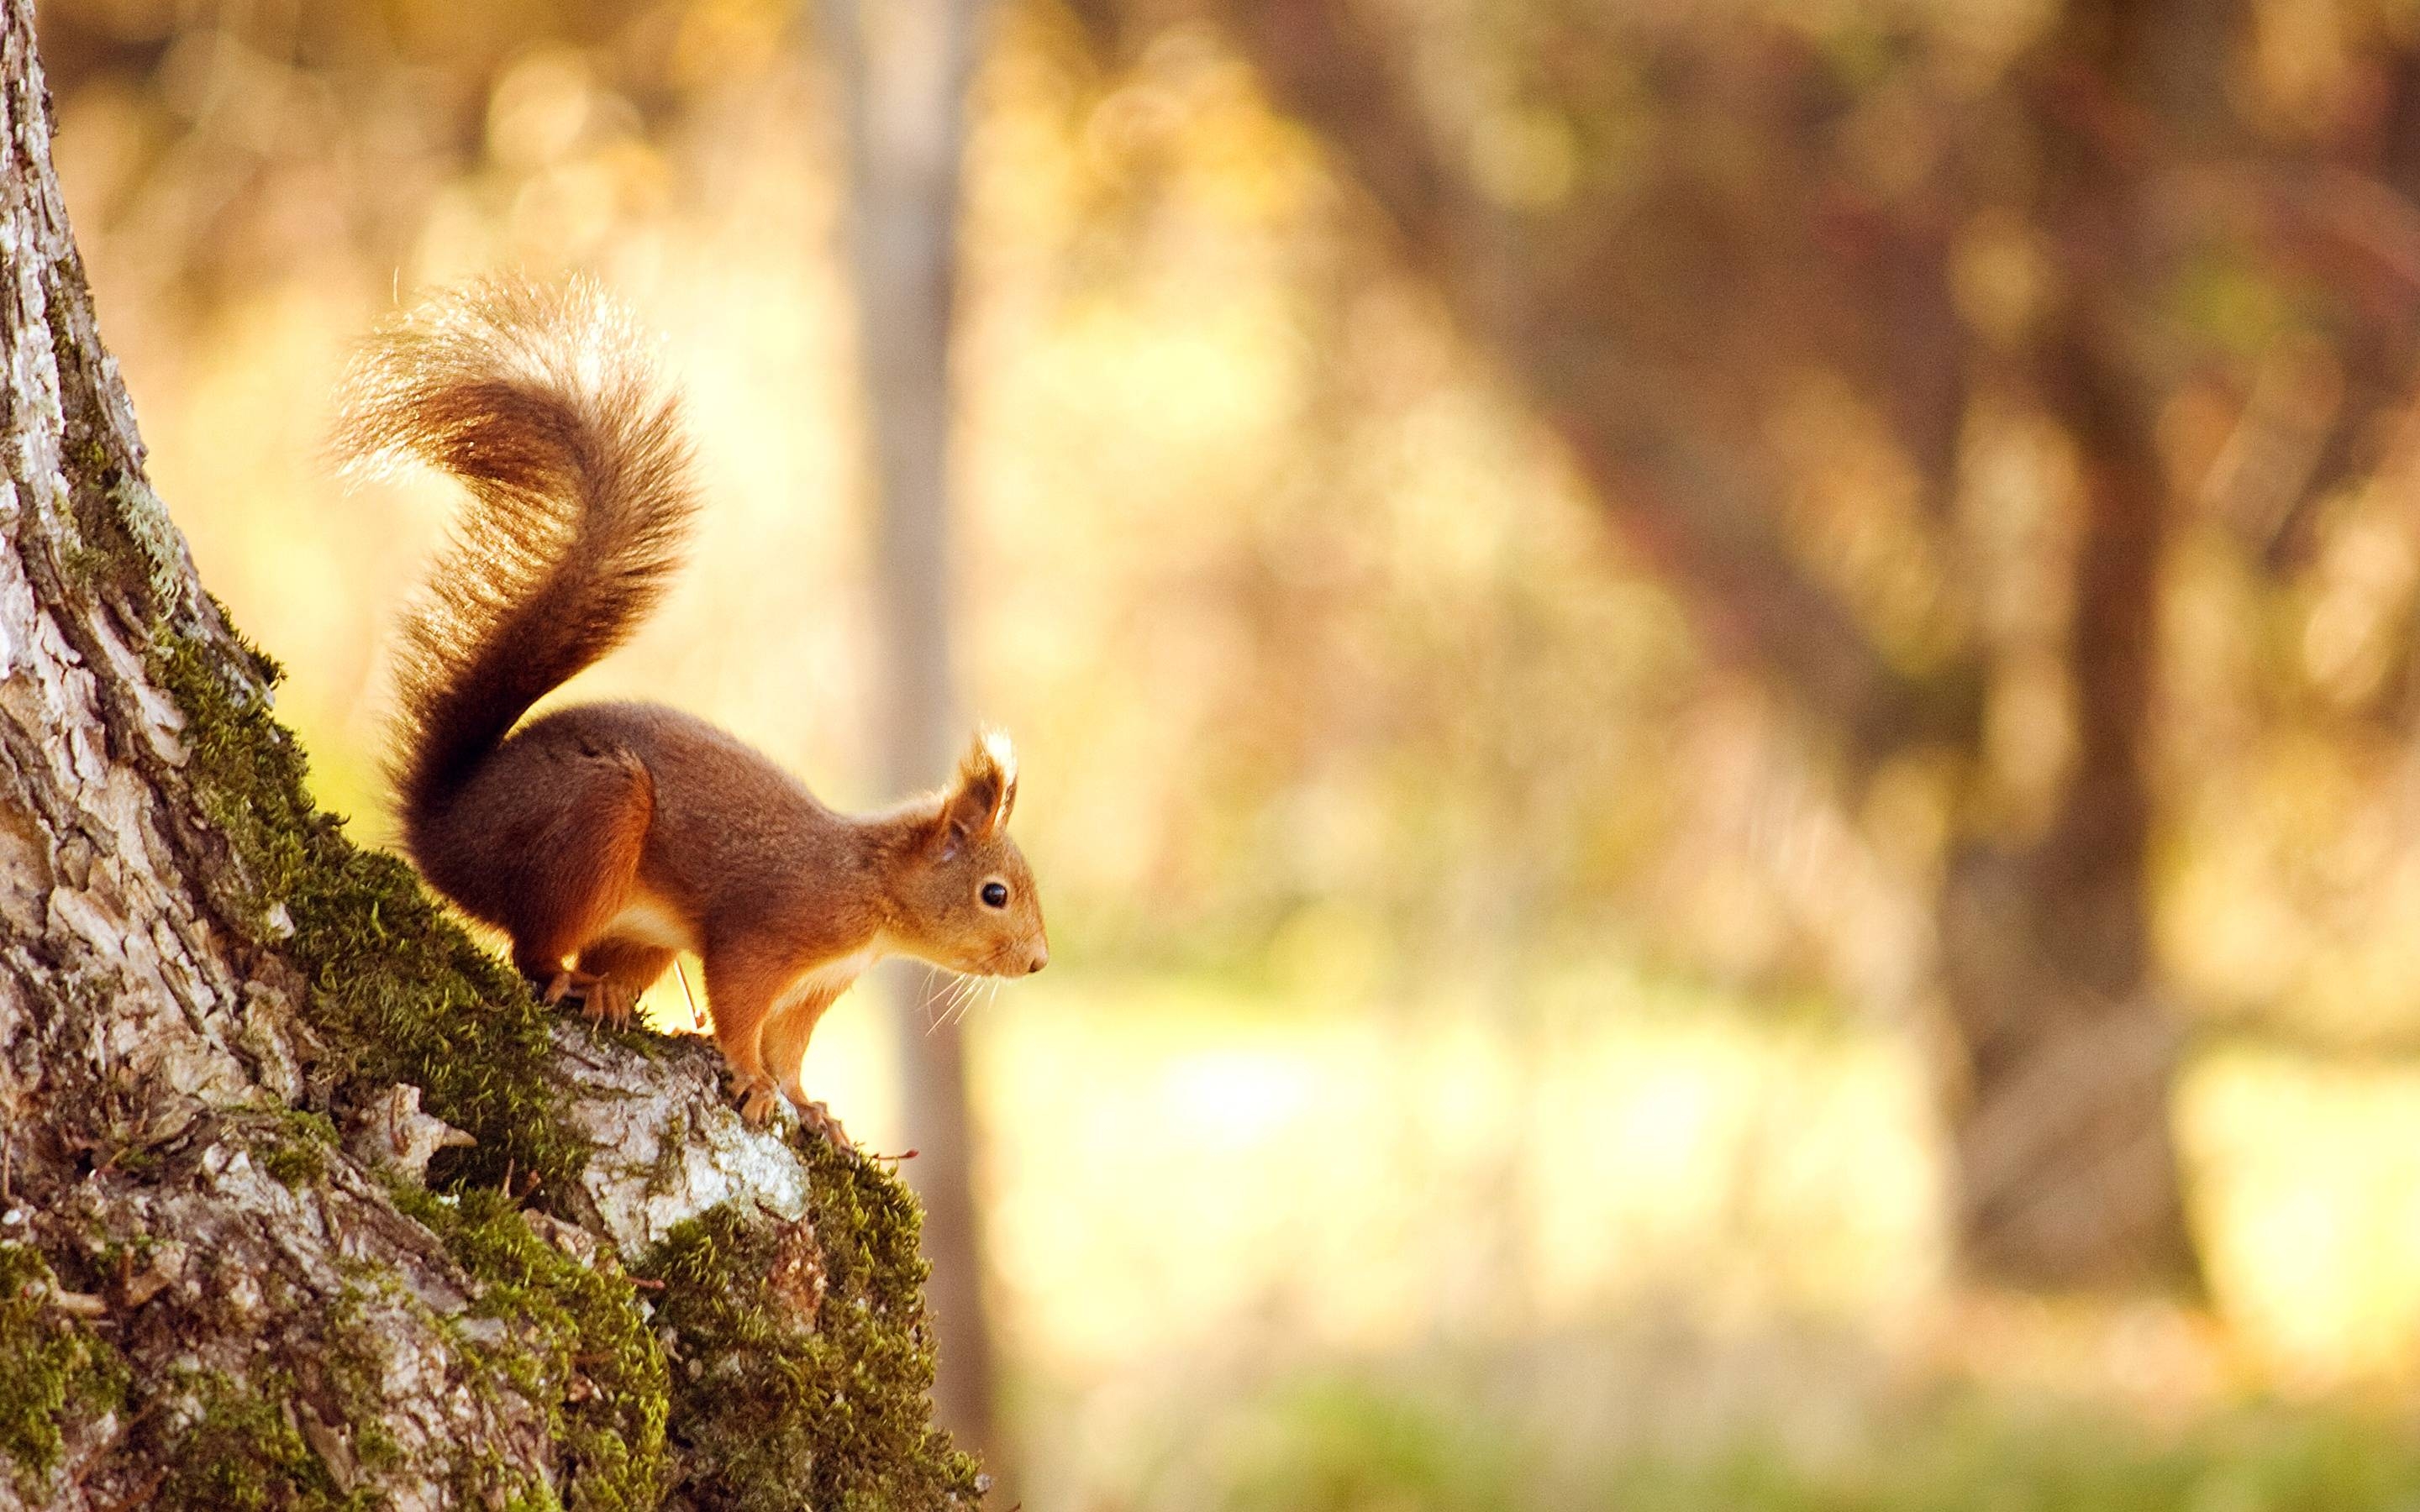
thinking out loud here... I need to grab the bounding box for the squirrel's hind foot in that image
[578,975,642,1031]
[793,1099,853,1151]
[540,968,640,1030]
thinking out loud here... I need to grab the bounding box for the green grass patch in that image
[1167,1373,2420,1512]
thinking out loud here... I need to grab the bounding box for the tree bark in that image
[0,9,979,1508]
[1937,307,2193,1280]
[1922,0,2228,1294]
[821,0,1008,1488]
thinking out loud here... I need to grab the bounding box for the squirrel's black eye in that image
[981,881,1009,909]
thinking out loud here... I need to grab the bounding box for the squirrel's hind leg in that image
[495,744,657,1001]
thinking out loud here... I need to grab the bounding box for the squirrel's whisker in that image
[927,972,974,1036]
[923,974,960,1036]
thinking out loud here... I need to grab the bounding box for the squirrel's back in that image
[335,276,698,834]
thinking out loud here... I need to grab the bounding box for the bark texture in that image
[1933,0,2211,1289]
[0,9,978,1509]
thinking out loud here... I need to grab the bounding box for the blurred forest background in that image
[32,0,2420,1504]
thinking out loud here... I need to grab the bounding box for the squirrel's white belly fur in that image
[780,946,884,1011]
[603,894,699,954]
[600,890,881,1007]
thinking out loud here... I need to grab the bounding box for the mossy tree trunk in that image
[0,12,979,1509]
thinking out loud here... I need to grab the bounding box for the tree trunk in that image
[1928,0,2233,1293]
[1937,367,2192,1278]
[0,10,979,1508]
[820,0,1007,1488]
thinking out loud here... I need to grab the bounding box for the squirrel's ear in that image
[939,729,1017,850]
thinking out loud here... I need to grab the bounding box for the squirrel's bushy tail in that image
[336,276,697,821]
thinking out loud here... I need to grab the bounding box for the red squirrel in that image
[336,276,1048,1131]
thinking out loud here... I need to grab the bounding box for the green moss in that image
[150,622,586,1194]
[0,1244,129,1489]
[645,1110,689,1200]
[394,1185,669,1511]
[160,1369,375,1512]
[253,1106,339,1189]
[284,837,591,1192]
[260,1142,326,1188]
[446,1447,558,1512]
[103,470,189,612]
[317,1290,406,1476]
[50,357,189,617]
[130,554,976,1504]
[139,614,671,1501]
[639,1139,983,1511]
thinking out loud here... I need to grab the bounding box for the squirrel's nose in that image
[1025,947,1049,975]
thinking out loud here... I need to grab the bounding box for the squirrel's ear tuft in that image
[939,728,1018,848]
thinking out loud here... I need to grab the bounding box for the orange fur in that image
[339,276,1049,1130]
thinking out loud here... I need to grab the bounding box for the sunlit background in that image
[34,0,2420,1504]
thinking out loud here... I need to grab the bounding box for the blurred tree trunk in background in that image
[1933,0,2217,1288]
[823,0,1010,1483]
[1058,0,2323,1289]
[0,10,980,1509]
